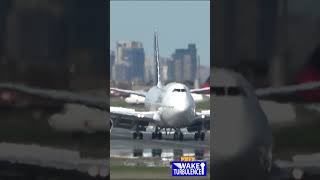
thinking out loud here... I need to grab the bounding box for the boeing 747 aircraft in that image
[213,68,320,180]
[110,31,210,141]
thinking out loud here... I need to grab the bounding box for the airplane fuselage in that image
[213,69,273,180]
[144,82,196,128]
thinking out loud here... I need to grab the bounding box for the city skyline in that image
[110,40,210,85]
[110,1,210,66]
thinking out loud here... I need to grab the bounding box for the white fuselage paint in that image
[144,82,196,128]
[212,68,273,180]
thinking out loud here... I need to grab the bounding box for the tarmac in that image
[110,128,210,167]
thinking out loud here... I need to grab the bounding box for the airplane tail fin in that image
[154,30,162,88]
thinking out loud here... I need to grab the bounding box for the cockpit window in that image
[227,87,247,96]
[212,86,247,97]
[212,87,225,96]
[173,88,186,92]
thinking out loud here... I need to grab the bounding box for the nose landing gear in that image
[152,126,162,140]
[194,131,205,141]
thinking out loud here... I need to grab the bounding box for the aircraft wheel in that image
[173,133,178,140]
[179,133,184,141]
[139,132,143,140]
[194,133,199,141]
[152,132,156,139]
[200,132,205,141]
[157,133,162,140]
[133,132,138,139]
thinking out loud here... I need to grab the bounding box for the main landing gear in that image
[133,124,144,140]
[133,131,143,140]
[152,127,162,140]
[173,129,184,141]
[194,131,205,141]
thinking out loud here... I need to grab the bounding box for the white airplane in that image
[48,103,107,133]
[213,68,320,179]
[110,31,210,141]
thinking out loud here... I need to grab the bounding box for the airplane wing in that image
[255,81,320,103]
[0,83,107,110]
[0,143,108,178]
[110,106,160,130]
[273,153,320,179]
[187,110,210,132]
[189,87,210,94]
[110,88,146,97]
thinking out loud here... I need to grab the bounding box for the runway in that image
[110,128,210,164]
[111,128,210,149]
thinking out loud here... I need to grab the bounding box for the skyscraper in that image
[115,41,145,83]
[172,44,197,83]
[110,51,115,68]
[144,56,154,84]
[166,59,175,82]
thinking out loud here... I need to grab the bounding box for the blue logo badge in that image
[172,161,206,176]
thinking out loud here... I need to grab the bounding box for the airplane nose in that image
[214,132,250,161]
[213,97,272,180]
[163,94,194,127]
[173,95,191,112]
[213,97,271,154]
[175,103,189,112]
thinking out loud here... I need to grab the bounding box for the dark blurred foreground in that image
[0,0,109,179]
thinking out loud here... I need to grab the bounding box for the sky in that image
[110,1,210,66]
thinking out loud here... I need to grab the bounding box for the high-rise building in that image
[174,59,183,82]
[160,57,170,83]
[172,44,197,82]
[144,56,154,84]
[166,59,175,82]
[187,44,197,78]
[162,62,168,83]
[115,41,145,83]
[110,50,115,76]
[182,54,193,82]
[113,62,130,83]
